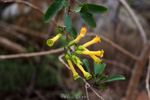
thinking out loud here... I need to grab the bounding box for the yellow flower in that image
[80,27,87,37]
[46,33,62,47]
[83,36,101,47]
[90,55,102,65]
[65,54,80,80]
[100,50,104,58]
[68,27,87,47]
[76,63,92,80]
[76,50,104,57]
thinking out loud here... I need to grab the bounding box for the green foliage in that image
[0,60,35,91]
[87,4,109,14]
[94,62,106,75]
[61,90,82,100]
[62,1,69,9]
[44,0,64,23]
[104,75,126,83]
[65,12,72,33]
[80,3,88,12]
[71,27,77,39]
[80,12,96,28]
[0,58,58,92]
[84,61,126,89]
[74,5,82,12]
[83,59,90,73]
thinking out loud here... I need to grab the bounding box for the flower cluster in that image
[46,27,104,80]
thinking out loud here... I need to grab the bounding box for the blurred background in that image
[0,0,150,100]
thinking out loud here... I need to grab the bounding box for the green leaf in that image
[83,59,90,73]
[94,61,100,75]
[44,0,63,23]
[87,4,109,14]
[80,12,96,28]
[62,1,69,9]
[98,63,106,75]
[74,5,82,12]
[65,13,72,33]
[80,3,88,12]
[104,75,125,83]
[98,84,108,89]
[71,27,77,39]
[97,75,108,82]
[94,62,106,76]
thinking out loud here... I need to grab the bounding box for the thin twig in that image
[58,54,105,100]
[0,48,63,60]
[119,0,147,45]
[85,84,90,100]
[86,33,139,62]
[58,54,71,70]
[0,0,57,27]
[146,53,150,99]
[0,36,27,53]
[102,58,131,72]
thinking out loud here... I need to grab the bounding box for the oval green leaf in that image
[83,59,90,73]
[80,12,96,28]
[105,75,125,82]
[65,13,72,33]
[71,27,77,39]
[87,4,109,14]
[44,0,63,23]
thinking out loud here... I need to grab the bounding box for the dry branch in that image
[1,23,47,39]
[125,43,150,100]
[0,0,57,27]
[103,58,131,72]
[146,53,150,99]
[0,36,27,53]
[0,48,63,59]
[119,0,147,45]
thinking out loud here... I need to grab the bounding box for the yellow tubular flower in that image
[100,50,104,58]
[79,27,87,37]
[67,60,80,80]
[68,27,87,47]
[79,50,102,57]
[46,33,62,47]
[90,55,102,65]
[65,55,80,80]
[76,63,92,80]
[83,36,101,48]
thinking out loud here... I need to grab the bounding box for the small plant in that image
[44,0,125,98]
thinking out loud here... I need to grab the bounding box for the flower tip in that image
[80,27,87,37]
[82,27,87,31]
[95,36,101,42]
[74,74,80,80]
[46,39,54,47]
[84,73,92,80]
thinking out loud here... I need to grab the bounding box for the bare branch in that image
[119,0,147,45]
[146,53,150,99]
[125,43,150,100]
[86,33,139,62]
[85,84,90,100]
[0,0,57,27]
[103,58,131,72]
[0,36,27,53]
[58,54,71,70]
[0,48,63,60]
